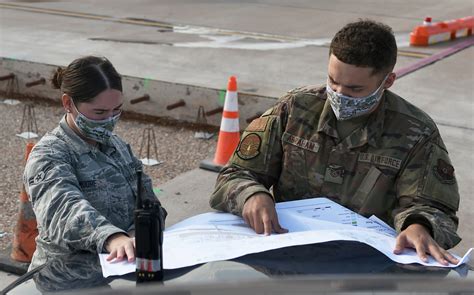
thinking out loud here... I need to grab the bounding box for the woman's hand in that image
[105,233,136,262]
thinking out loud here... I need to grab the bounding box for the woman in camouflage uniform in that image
[24,56,164,270]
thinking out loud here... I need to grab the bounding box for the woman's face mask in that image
[71,100,121,144]
[326,75,389,120]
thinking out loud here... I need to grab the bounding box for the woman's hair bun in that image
[51,67,64,89]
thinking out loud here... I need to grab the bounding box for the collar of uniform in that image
[100,139,117,156]
[366,92,387,148]
[58,115,98,155]
[316,99,338,139]
[317,92,387,149]
[340,94,387,149]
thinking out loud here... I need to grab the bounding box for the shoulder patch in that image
[236,133,261,160]
[246,117,269,132]
[433,158,455,184]
[28,163,54,185]
[261,108,273,117]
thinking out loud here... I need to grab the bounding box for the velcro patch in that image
[246,117,269,132]
[358,153,401,170]
[282,132,319,153]
[28,163,53,185]
[433,158,455,184]
[236,133,262,160]
[324,164,345,184]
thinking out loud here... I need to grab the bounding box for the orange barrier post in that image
[410,16,474,46]
[200,76,240,172]
[11,142,38,263]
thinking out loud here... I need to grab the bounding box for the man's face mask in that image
[71,100,121,144]
[326,75,389,120]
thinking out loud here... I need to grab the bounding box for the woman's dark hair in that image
[51,56,122,104]
[330,20,397,75]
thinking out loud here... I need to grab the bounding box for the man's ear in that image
[62,94,73,113]
[384,72,396,89]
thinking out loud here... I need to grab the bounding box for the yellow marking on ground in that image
[0,2,439,55]
[398,51,431,58]
[0,3,306,42]
[0,2,106,20]
[116,19,173,29]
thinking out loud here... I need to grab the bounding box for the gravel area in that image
[0,96,217,252]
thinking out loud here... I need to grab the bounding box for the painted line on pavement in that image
[395,37,474,79]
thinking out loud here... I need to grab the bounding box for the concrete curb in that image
[0,57,278,128]
[157,168,219,227]
[0,247,29,276]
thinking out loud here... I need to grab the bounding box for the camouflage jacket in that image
[24,116,162,269]
[210,86,461,249]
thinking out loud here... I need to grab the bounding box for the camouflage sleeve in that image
[394,131,461,249]
[210,96,291,216]
[24,138,126,254]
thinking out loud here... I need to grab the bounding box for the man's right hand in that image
[242,193,288,235]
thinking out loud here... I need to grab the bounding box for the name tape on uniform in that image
[282,132,320,153]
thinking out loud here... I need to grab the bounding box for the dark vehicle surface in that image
[3,241,473,294]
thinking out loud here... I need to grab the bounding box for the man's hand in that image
[105,233,136,262]
[242,193,288,235]
[393,223,459,266]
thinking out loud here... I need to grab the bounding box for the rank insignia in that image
[246,117,269,132]
[433,158,455,184]
[28,163,53,185]
[236,133,261,160]
[29,171,45,185]
[324,164,345,184]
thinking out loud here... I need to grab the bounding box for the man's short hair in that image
[330,19,397,75]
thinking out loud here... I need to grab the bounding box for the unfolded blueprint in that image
[99,197,472,277]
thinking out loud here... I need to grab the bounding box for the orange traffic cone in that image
[11,142,38,263]
[200,76,240,172]
[410,16,473,46]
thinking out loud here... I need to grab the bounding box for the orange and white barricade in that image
[410,16,473,46]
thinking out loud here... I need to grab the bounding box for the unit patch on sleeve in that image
[433,158,456,184]
[236,133,262,160]
[246,117,269,132]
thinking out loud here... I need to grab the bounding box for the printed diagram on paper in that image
[99,197,472,277]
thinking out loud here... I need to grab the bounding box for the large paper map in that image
[99,197,472,277]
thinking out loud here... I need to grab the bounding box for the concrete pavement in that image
[0,270,18,291]
[1,1,472,125]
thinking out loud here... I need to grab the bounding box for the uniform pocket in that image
[79,179,110,215]
[278,143,308,200]
[352,166,395,216]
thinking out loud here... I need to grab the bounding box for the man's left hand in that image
[393,223,459,266]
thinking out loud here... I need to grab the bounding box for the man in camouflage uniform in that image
[210,20,461,266]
